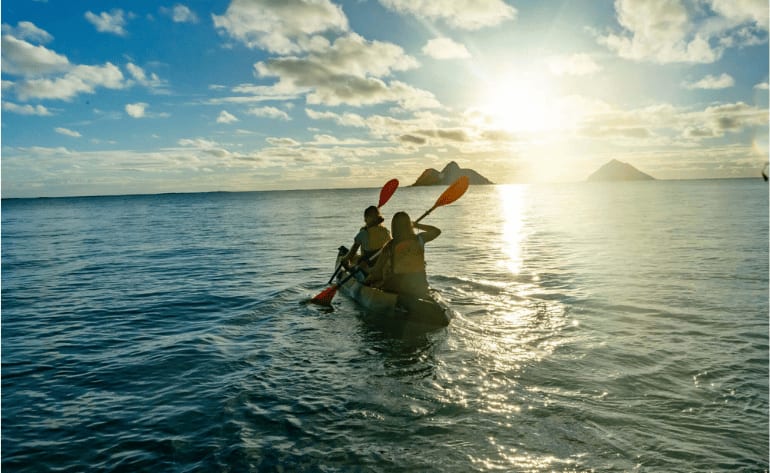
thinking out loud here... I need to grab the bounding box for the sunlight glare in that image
[477,76,561,134]
[498,184,526,274]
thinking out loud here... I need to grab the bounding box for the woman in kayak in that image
[366,211,441,298]
[342,205,391,272]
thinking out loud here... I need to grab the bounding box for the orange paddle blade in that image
[435,175,469,208]
[378,179,399,208]
[310,285,338,305]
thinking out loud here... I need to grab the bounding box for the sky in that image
[1,0,768,198]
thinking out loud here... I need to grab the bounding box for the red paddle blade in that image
[378,179,399,208]
[310,285,338,305]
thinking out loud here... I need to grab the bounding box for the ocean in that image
[2,179,768,472]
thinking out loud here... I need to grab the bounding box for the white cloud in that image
[253,33,437,109]
[213,0,348,54]
[682,73,735,89]
[165,4,198,23]
[85,10,129,36]
[597,0,716,64]
[2,21,53,43]
[246,106,291,120]
[422,37,471,59]
[217,110,239,123]
[754,81,770,90]
[266,137,301,146]
[2,102,53,115]
[15,63,126,101]
[1,34,69,75]
[306,108,367,127]
[547,53,601,76]
[55,127,81,137]
[1,32,135,102]
[709,0,769,30]
[576,99,767,143]
[126,63,167,91]
[598,0,768,64]
[126,102,148,118]
[379,0,516,30]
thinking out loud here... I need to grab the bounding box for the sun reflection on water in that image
[497,184,527,275]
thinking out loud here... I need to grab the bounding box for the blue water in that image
[3,180,768,472]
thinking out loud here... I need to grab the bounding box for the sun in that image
[475,75,564,134]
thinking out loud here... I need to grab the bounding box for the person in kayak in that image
[365,211,441,298]
[342,205,391,274]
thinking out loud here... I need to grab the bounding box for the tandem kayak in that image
[333,246,452,328]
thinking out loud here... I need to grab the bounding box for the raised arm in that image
[414,222,440,243]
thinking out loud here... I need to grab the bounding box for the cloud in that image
[306,108,367,127]
[2,102,53,115]
[310,134,369,146]
[15,63,126,101]
[161,4,198,23]
[597,0,716,63]
[754,81,770,90]
[709,0,769,30]
[1,34,69,75]
[217,110,239,123]
[2,21,53,43]
[379,0,517,30]
[254,33,437,109]
[246,106,291,120]
[597,0,768,64]
[547,53,601,76]
[213,0,348,54]
[577,99,767,142]
[400,134,428,145]
[422,37,471,59]
[1,28,136,102]
[85,10,129,36]
[126,102,148,118]
[682,73,735,89]
[266,137,301,146]
[126,63,167,92]
[55,127,81,137]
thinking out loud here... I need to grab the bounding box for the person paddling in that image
[365,211,440,298]
[342,206,391,275]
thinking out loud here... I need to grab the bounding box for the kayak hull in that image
[334,247,452,328]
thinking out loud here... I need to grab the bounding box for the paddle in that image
[310,175,469,306]
[327,179,399,284]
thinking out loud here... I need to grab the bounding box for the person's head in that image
[364,205,384,226]
[391,211,415,241]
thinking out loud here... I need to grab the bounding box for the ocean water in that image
[2,179,768,472]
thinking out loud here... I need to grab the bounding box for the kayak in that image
[333,246,452,328]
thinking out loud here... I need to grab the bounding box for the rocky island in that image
[587,159,655,181]
[412,161,493,186]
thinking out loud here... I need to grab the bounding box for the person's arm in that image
[344,227,367,263]
[343,241,360,264]
[414,222,440,243]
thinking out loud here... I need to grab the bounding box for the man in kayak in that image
[365,211,441,298]
[342,205,391,277]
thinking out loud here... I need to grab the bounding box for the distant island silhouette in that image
[412,161,493,186]
[587,159,655,181]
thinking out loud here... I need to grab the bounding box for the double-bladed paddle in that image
[327,178,400,285]
[311,175,469,306]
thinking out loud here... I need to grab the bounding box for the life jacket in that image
[390,236,425,275]
[362,225,390,260]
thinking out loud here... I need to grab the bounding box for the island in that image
[587,159,655,181]
[412,161,493,186]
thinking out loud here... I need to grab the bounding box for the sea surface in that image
[2,179,768,472]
